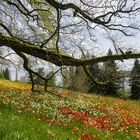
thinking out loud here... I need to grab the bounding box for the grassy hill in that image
[0,80,140,140]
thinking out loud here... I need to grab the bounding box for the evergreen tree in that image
[102,49,121,96]
[130,59,140,100]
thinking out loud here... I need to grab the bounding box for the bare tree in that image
[0,0,140,91]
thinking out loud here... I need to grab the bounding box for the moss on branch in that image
[0,35,140,67]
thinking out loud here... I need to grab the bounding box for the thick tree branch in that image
[0,35,140,67]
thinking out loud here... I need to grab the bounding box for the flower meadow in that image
[0,80,140,140]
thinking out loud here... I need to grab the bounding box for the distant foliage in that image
[62,51,122,96]
[0,72,4,79]
[101,49,121,96]
[34,67,45,85]
[87,58,103,93]
[3,68,10,80]
[62,54,90,92]
[28,67,56,87]
[130,59,140,100]
[73,66,89,92]
[87,49,122,96]
[62,66,76,89]
[46,71,56,86]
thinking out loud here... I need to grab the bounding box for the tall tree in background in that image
[102,49,121,96]
[46,71,56,86]
[87,59,102,93]
[0,49,4,79]
[34,67,45,85]
[62,65,92,92]
[73,66,89,92]
[3,68,10,80]
[0,49,10,80]
[62,66,76,89]
[62,54,91,92]
[130,59,140,100]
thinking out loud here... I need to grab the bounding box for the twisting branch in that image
[13,50,36,92]
[4,0,38,19]
[46,0,140,25]
[83,65,109,86]
[10,48,63,92]
[44,66,65,91]
[0,22,14,37]
[40,29,57,48]
[74,41,108,86]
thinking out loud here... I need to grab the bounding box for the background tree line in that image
[62,49,140,100]
[27,67,56,86]
[0,67,11,80]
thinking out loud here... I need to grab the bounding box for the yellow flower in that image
[17,110,22,113]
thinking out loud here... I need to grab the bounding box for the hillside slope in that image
[0,80,140,140]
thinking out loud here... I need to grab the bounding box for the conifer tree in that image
[102,49,121,96]
[130,59,140,100]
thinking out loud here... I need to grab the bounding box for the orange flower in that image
[81,134,93,139]
[72,126,79,131]
[60,107,72,114]
[60,92,70,97]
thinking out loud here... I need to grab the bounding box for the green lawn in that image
[0,103,79,140]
